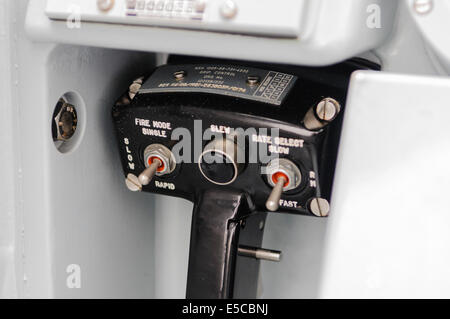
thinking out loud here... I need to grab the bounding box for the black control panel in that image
[112,57,374,216]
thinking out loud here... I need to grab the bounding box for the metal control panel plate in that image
[140,64,297,105]
[45,0,305,37]
[112,58,375,216]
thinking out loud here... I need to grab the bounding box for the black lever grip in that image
[186,190,254,299]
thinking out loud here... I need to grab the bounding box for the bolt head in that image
[53,100,78,141]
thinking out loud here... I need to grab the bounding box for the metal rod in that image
[238,245,282,262]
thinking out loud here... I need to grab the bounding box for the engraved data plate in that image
[139,64,297,106]
[126,0,204,21]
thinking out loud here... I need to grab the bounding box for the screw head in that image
[125,173,142,192]
[220,0,238,19]
[309,198,330,217]
[413,0,433,15]
[128,83,141,99]
[97,0,115,12]
[128,77,144,100]
[194,0,207,13]
[246,75,260,86]
[315,98,340,122]
[174,70,187,81]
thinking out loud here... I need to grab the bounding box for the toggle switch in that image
[138,157,162,186]
[138,144,176,186]
[264,158,302,211]
[266,173,288,212]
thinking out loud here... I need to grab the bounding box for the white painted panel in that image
[25,0,397,66]
[320,71,450,298]
[45,0,305,37]
[406,0,450,74]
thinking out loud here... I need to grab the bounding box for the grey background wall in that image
[1,0,446,298]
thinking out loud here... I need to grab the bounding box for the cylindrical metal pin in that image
[138,158,162,186]
[238,245,282,262]
[265,176,286,212]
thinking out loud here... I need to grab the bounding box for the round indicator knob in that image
[198,138,244,185]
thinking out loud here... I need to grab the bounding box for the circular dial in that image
[198,137,244,185]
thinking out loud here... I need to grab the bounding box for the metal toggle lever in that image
[138,158,162,186]
[266,175,287,211]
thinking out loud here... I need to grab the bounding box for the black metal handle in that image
[186,189,260,299]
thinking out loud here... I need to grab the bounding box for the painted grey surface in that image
[405,0,450,74]
[0,0,18,299]
[2,0,161,297]
[45,0,307,38]
[260,214,328,298]
[321,70,450,298]
[153,196,192,299]
[25,0,397,66]
[21,44,158,298]
[149,197,329,299]
[1,0,449,298]
[46,46,157,298]
[375,0,442,75]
